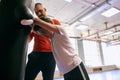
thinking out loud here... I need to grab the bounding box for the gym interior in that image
[1,0,120,80]
[27,0,120,80]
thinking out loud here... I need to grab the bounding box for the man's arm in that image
[28,32,34,42]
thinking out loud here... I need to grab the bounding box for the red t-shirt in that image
[29,18,61,52]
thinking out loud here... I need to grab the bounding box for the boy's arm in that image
[34,18,60,34]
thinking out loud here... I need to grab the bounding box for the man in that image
[24,3,61,80]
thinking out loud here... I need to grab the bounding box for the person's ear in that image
[44,8,47,11]
[34,8,36,12]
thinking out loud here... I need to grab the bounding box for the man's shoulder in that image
[52,18,61,25]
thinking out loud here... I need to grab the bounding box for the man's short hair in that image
[35,3,42,8]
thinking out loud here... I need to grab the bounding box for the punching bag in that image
[0,0,33,80]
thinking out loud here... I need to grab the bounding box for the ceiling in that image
[26,0,120,44]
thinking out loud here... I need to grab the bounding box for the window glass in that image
[102,42,120,66]
[83,40,102,67]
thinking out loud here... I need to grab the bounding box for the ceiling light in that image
[76,24,89,30]
[111,32,120,35]
[101,31,113,35]
[71,21,88,30]
[64,0,72,2]
[80,12,95,21]
[79,0,118,21]
[101,7,120,17]
[100,36,108,39]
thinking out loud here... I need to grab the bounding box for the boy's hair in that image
[34,17,53,31]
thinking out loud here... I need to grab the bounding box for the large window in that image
[101,42,120,67]
[83,40,102,67]
[27,37,120,70]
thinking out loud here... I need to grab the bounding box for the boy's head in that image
[34,17,53,31]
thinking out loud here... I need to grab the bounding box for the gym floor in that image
[54,70,120,80]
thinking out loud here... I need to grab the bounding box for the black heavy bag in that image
[0,0,33,80]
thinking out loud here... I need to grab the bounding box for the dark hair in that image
[34,17,53,31]
[35,3,42,8]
